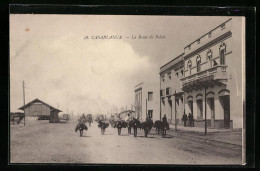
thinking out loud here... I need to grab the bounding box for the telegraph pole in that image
[175,90,177,131]
[23,81,25,126]
[205,86,207,135]
[146,98,147,118]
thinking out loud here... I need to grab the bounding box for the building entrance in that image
[207,98,215,128]
[220,95,230,129]
[188,100,193,115]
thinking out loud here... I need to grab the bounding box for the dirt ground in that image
[10,117,242,164]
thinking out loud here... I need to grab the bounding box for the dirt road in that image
[10,118,242,164]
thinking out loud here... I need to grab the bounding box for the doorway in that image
[207,98,215,128]
[220,95,230,128]
[188,100,193,115]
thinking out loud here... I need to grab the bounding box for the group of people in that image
[182,113,194,127]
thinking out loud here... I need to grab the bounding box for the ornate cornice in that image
[184,31,232,60]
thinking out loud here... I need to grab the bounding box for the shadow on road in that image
[100,133,114,135]
[137,136,156,138]
[80,135,91,137]
[162,136,174,139]
[117,134,129,136]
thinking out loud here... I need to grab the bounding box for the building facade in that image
[19,98,62,123]
[160,54,185,125]
[160,18,245,129]
[134,82,160,121]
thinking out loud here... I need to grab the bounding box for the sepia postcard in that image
[10,14,246,165]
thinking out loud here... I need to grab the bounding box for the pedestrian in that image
[182,112,188,127]
[162,114,167,124]
[162,114,168,138]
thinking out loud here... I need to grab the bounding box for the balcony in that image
[181,65,228,91]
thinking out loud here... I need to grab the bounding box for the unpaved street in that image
[10,118,242,164]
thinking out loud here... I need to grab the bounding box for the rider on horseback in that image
[75,113,88,132]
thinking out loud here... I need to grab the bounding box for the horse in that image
[154,120,162,135]
[129,118,141,137]
[141,119,153,137]
[98,120,109,135]
[154,120,170,138]
[75,117,88,137]
[114,120,127,135]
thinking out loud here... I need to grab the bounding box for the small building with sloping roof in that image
[18,98,62,123]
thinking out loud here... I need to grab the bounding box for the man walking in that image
[182,112,188,127]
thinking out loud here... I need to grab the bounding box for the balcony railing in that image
[181,65,228,89]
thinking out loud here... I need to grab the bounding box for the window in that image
[196,55,201,72]
[207,49,212,67]
[160,89,165,97]
[219,43,226,65]
[148,92,153,101]
[166,87,171,96]
[148,110,153,119]
[197,99,203,119]
[187,60,192,75]
[220,49,225,65]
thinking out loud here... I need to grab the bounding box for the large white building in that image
[160,18,245,129]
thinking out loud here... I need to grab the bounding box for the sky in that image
[10,15,232,115]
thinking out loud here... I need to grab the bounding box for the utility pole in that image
[23,81,25,126]
[175,90,177,131]
[159,75,161,120]
[146,98,147,118]
[205,86,207,135]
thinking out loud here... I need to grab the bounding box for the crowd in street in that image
[74,112,170,138]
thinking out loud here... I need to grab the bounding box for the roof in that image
[118,110,135,115]
[18,98,62,112]
[160,53,184,74]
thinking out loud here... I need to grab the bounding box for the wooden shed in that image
[18,98,62,123]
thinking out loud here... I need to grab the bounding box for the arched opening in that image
[218,89,230,128]
[206,91,215,128]
[187,96,193,117]
[196,94,203,119]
